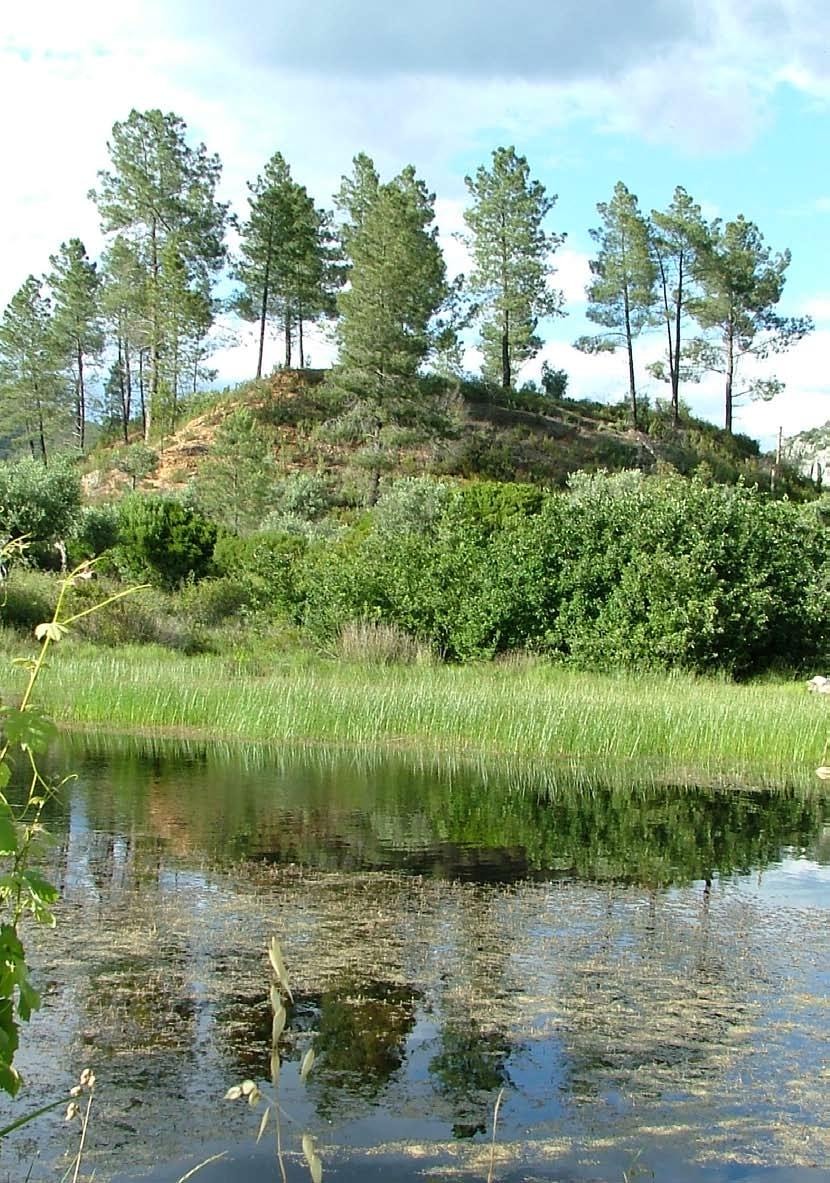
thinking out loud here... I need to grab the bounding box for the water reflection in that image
[1,738,828,1182]
[46,735,830,886]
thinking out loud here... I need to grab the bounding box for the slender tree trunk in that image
[116,338,126,440]
[724,325,734,434]
[257,258,271,380]
[500,217,510,389]
[672,254,683,426]
[170,314,179,434]
[36,394,47,467]
[256,208,276,380]
[77,345,86,451]
[657,256,678,426]
[148,220,159,443]
[622,283,638,429]
[298,297,305,369]
[123,337,132,442]
[501,307,510,389]
[284,311,293,368]
[139,349,147,440]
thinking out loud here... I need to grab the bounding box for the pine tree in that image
[90,109,228,441]
[648,187,709,426]
[156,241,213,433]
[101,236,150,442]
[332,158,447,403]
[575,182,656,429]
[686,216,812,433]
[47,239,104,451]
[463,146,564,390]
[0,277,64,464]
[234,152,339,377]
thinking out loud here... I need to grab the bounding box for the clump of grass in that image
[336,620,433,666]
[7,646,827,788]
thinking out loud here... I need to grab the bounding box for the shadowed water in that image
[2,737,829,1182]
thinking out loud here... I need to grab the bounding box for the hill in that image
[81,369,817,506]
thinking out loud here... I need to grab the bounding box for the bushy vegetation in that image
[2,450,826,679]
[0,458,81,551]
[291,472,828,675]
[115,495,218,587]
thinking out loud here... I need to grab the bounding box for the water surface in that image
[3,739,829,1182]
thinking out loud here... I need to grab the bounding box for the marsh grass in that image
[5,642,827,787]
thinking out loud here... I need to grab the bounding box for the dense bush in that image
[373,477,455,538]
[213,530,308,618]
[116,495,218,587]
[0,458,81,553]
[67,576,204,651]
[69,503,121,561]
[298,471,830,675]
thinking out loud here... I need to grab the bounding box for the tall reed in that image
[10,644,827,788]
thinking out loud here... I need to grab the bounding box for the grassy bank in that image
[5,639,827,788]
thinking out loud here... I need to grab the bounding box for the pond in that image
[2,737,829,1182]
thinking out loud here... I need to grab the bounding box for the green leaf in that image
[0,803,17,856]
[0,709,57,754]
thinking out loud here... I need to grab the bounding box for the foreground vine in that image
[0,548,145,1097]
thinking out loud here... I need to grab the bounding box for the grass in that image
[4,637,827,788]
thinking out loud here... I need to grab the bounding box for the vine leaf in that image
[0,709,58,754]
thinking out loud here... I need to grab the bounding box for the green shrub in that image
[272,472,332,520]
[455,480,546,534]
[213,530,307,617]
[0,568,55,633]
[298,470,830,675]
[178,576,256,627]
[0,458,81,552]
[373,477,455,538]
[116,495,218,588]
[69,503,121,561]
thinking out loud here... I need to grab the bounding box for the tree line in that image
[0,109,812,462]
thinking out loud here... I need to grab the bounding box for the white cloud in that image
[802,296,830,323]
[2,0,830,445]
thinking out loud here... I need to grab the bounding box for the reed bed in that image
[8,641,827,788]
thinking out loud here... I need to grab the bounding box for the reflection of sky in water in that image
[724,854,830,909]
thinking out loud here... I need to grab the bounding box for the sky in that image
[2,0,830,450]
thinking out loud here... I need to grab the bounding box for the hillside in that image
[81,369,817,505]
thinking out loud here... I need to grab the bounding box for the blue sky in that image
[2,0,829,449]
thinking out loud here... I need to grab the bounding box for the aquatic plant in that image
[225,936,321,1182]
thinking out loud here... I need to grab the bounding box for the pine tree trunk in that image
[501,307,510,389]
[256,209,275,380]
[123,337,132,443]
[724,327,734,434]
[148,221,159,443]
[170,321,179,434]
[77,345,86,451]
[622,284,638,429]
[284,312,293,368]
[672,255,683,427]
[257,255,271,380]
[139,349,147,440]
[36,393,48,466]
[298,297,305,369]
